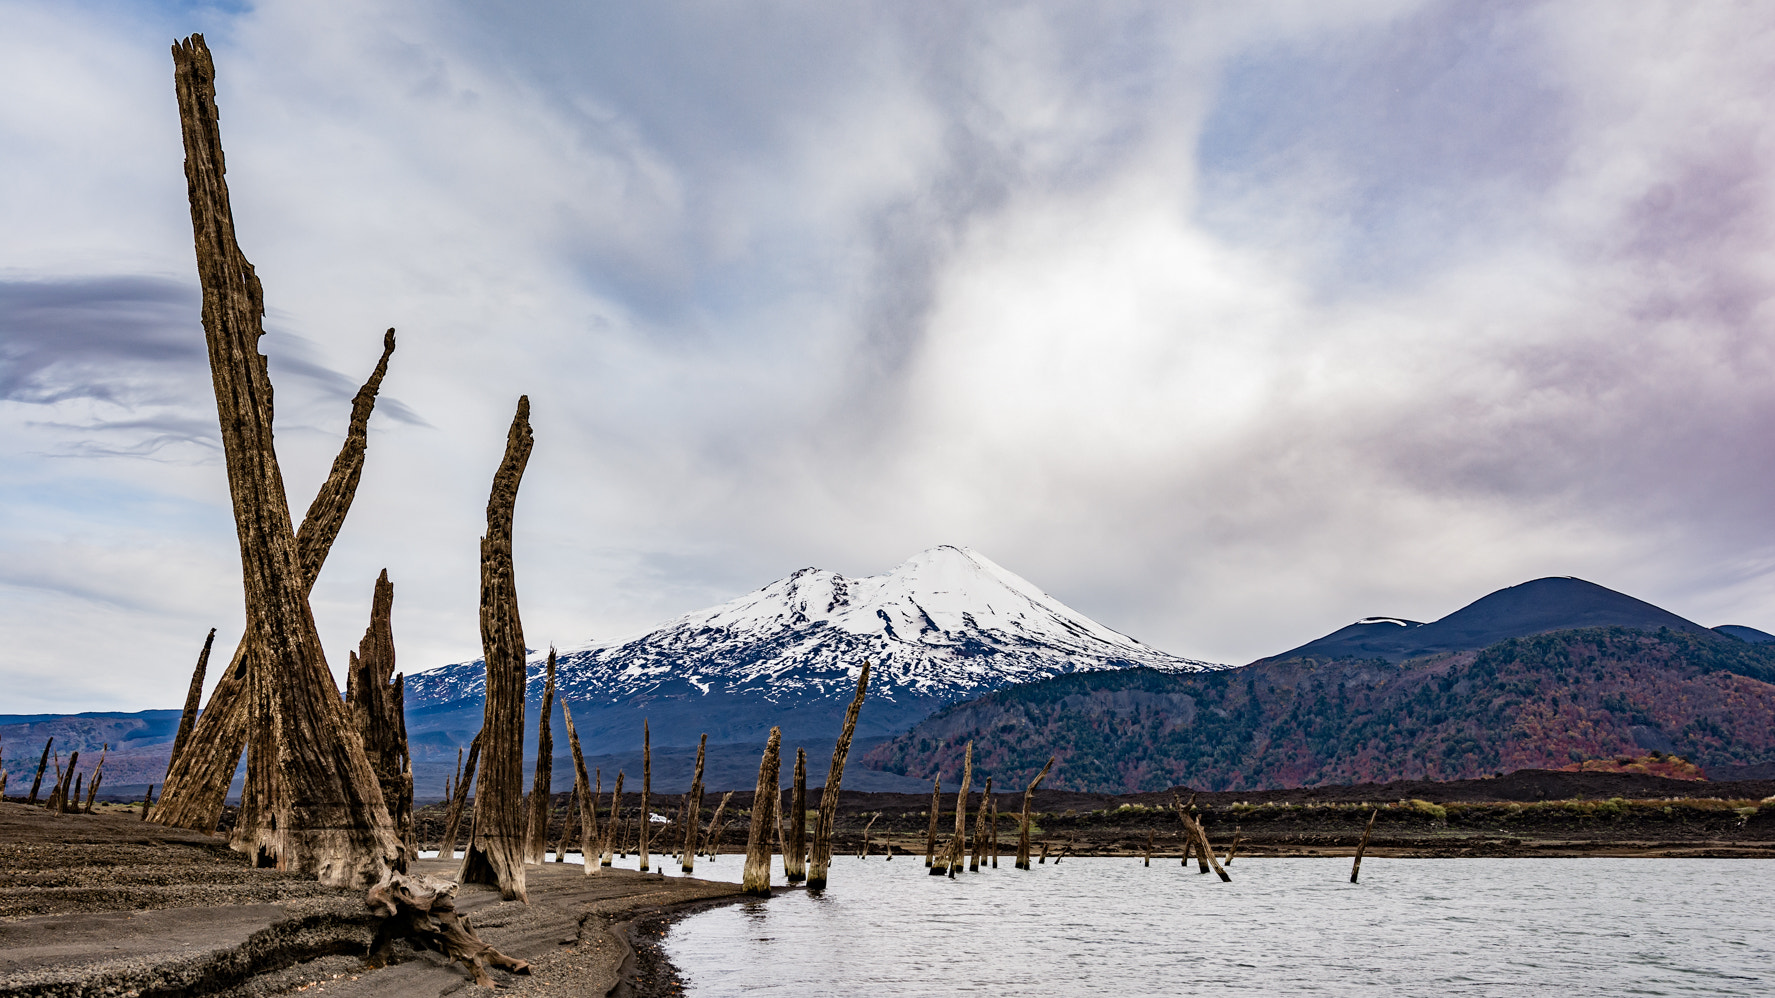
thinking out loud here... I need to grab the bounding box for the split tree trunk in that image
[166,629,215,782]
[807,660,870,889]
[923,776,940,868]
[344,569,414,854]
[1015,756,1053,870]
[970,777,991,872]
[784,747,807,883]
[946,742,973,878]
[458,397,534,901]
[1170,793,1230,882]
[741,727,781,896]
[599,772,625,869]
[706,792,732,859]
[638,720,651,872]
[1351,809,1378,884]
[524,649,558,865]
[681,734,707,874]
[440,732,482,860]
[561,702,601,876]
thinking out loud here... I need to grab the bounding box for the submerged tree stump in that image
[523,650,558,865]
[459,397,534,902]
[784,746,807,882]
[923,776,941,869]
[808,661,870,889]
[742,728,781,896]
[1351,808,1379,884]
[946,743,973,878]
[970,777,992,872]
[1015,756,1053,870]
[681,734,708,874]
[1171,793,1230,882]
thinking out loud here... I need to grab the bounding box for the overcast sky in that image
[4,0,1774,713]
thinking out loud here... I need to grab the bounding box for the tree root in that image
[366,871,530,987]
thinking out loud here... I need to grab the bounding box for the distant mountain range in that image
[864,578,1775,792]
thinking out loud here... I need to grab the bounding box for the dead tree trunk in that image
[681,735,708,874]
[554,785,578,862]
[860,813,878,858]
[1144,830,1154,867]
[742,727,781,896]
[807,660,870,889]
[784,747,807,883]
[440,732,482,860]
[970,776,991,872]
[560,702,600,875]
[166,629,215,782]
[706,792,732,859]
[923,776,941,868]
[599,772,625,870]
[27,737,51,805]
[367,872,530,987]
[1351,809,1378,884]
[82,746,107,813]
[458,397,533,901]
[945,742,973,878]
[1224,834,1241,865]
[1015,756,1053,870]
[141,784,153,819]
[989,798,999,868]
[524,649,558,865]
[1171,793,1229,882]
[638,720,651,872]
[345,570,415,854]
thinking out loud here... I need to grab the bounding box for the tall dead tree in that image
[553,785,578,862]
[27,737,50,805]
[923,776,940,868]
[680,734,708,874]
[523,649,558,865]
[784,747,807,883]
[1015,756,1053,870]
[705,791,732,858]
[638,720,652,872]
[742,727,781,896]
[459,397,534,902]
[599,772,624,869]
[344,570,414,853]
[807,660,870,889]
[945,742,973,878]
[561,702,600,876]
[165,629,215,782]
[970,776,992,872]
[440,732,482,859]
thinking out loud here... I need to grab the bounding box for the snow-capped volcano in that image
[403,546,1219,786]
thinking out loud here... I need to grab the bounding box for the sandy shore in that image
[0,802,748,997]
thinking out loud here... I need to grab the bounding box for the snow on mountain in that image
[406,545,1219,745]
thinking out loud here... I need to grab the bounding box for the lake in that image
[655,854,1775,996]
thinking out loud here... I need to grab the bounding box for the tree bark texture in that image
[784,747,807,882]
[166,628,215,783]
[680,734,707,874]
[946,741,973,878]
[638,720,651,872]
[440,732,481,859]
[1015,756,1053,870]
[459,396,533,901]
[742,727,781,896]
[807,660,870,889]
[524,649,557,865]
[345,569,414,853]
[560,702,600,876]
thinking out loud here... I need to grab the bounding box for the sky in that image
[3,0,1774,714]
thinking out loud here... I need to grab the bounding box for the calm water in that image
[658,856,1775,997]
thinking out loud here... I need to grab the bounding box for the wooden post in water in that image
[807,661,871,890]
[1224,834,1241,866]
[990,798,999,868]
[440,732,482,860]
[681,734,708,874]
[1181,833,1192,867]
[1170,792,1230,882]
[859,812,878,858]
[599,772,624,869]
[1038,840,1048,864]
[742,727,781,896]
[923,776,941,868]
[1015,756,1053,870]
[27,738,51,805]
[1144,830,1154,867]
[1351,808,1378,884]
[946,741,973,878]
[970,777,991,872]
[523,649,558,865]
[166,630,215,783]
[784,747,807,882]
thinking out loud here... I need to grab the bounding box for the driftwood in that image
[459,397,533,901]
[706,791,732,859]
[1015,756,1053,870]
[923,776,940,868]
[742,727,781,896]
[807,660,870,889]
[166,629,215,782]
[524,650,558,865]
[345,570,414,853]
[784,746,807,882]
[599,772,625,869]
[681,735,708,874]
[560,703,600,874]
[441,732,483,859]
[367,871,529,987]
[27,737,50,805]
[945,742,973,878]
[638,720,651,872]
[1170,793,1230,882]
[1351,809,1378,884]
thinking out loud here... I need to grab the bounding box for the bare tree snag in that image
[638,720,651,872]
[50,752,78,813]
[166,629,215,782]
[742,727,781,896]
[923,776,940,868]
[1351,809,1378,884]
[1181,834,1193,868]
[784,747,807,882]
[859,812,878,858]
[989,798,999,868]
[807,660,870,889]
[590,770,601,860]
[970,776,991,872]
[524,649,558,865]
[367,872,530,987]
[441,732,482,860]
[599,772,624,869]
[459,396,534,902]
[141,784,153,819]
[681,734,708,874]
[345,570,414,853]
[706,791,732,859]
[554,785,577,862]
[560,702,600,875]
[27,737,51,805]
[83,745,107,813]
[1015,756,1053,870]
[1144,830,1154,867]
[1038,840,1048,864]
[1171,793,1229,882]
[1224,834,1240,865]
[946,742,973,878]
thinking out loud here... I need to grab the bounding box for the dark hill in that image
[1265,577,1710,663]
[862,626,1775,793]
[1715,624,1775,644]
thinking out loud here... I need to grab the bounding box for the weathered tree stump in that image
[27,737,51,805]
[681,734,708,874]
[706,791,732,860]
[1170,793,1230,882]
[561,702,600,874]
[345,570,415,853]
[784,747,807,882]
[441,732,482,860]
[970,777,991,872]
[554,785,578,862]
[807,661,870,890]
[459,397,534,901]
[923,776,941,868]
[638,720,651,872]
[367,871,529,988]
[166,629,215,783]
[1015,756,1053,870]
[599,772,625,869]
[742,728,781,896]
[946,743,973,878]
[1351,808,1378,884]
[523,650,558,865]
